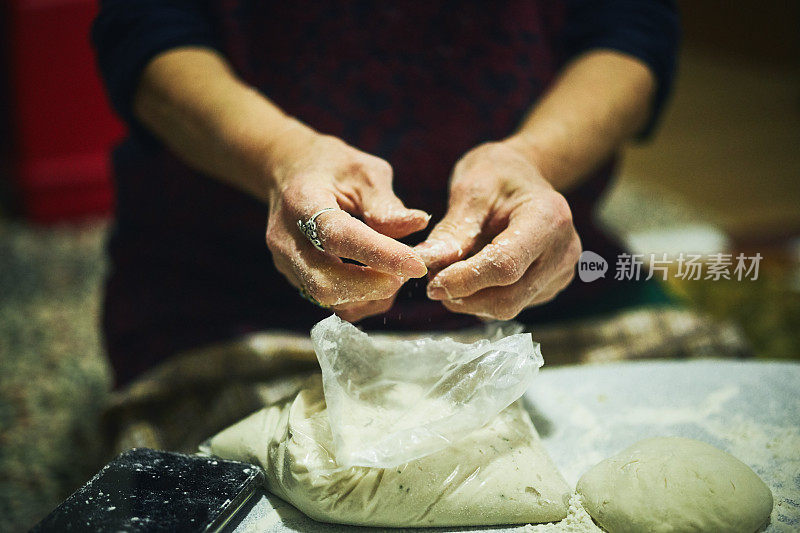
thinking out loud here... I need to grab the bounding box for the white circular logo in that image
[578,251,608,282]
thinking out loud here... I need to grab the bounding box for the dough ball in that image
[577,437,773,533]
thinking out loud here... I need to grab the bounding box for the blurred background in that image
[0,0,798,531]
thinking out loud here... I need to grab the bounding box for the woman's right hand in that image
[264,122,430,322]
[132,48,427,321]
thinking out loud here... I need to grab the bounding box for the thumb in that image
[360,184,431,239]
[414,195,488,271]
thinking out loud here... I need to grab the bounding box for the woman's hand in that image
[415,141,581,320]
[132,49,427,322]
[265,124,430,322]
[134,48,649,324]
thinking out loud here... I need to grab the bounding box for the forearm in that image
[133,46,313,202]
[505,50,656,192]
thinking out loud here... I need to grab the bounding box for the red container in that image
[6,0,125,222]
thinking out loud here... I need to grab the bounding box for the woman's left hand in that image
[415,141,582,320]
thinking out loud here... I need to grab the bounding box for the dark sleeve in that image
[562,0,680,138]
[91,0,219,129]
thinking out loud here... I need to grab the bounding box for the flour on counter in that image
[526,360,800,533]
[524,493,602,533]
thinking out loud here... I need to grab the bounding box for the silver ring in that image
[297,207,336,252]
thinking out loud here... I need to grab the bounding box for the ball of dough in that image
[577,437,773,533]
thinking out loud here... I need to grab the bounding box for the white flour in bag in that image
[209,375,570,527]
[311,314,544,468]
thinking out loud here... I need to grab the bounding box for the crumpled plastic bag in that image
[310,314,543,468]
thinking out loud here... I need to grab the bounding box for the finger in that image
[315,208,427,278]
[275,250,402,309]
[287,243,406,307]
[360,185,430,239]
[339,156,429,238]
[333,295,397,323]
[422,230,491,284]
[427,213,545,300]
[414,195,490,271]
[530,269,575,306]
[441,263,575,321]
[271,251,303,290]
[527,234,581,306]
[287,182,427,278]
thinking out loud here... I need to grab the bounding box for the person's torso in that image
[105,1,632,384]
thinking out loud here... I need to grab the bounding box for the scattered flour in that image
[524,493,602,533]
[526,361,800,532]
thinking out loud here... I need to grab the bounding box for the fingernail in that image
[427,286,446,300]
[427,278,448,299]
[414,244,433,264]
[415,240,450,266]
[401,257,427,278]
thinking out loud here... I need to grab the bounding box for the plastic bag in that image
[206,375,571,527]
[310,314,544,468]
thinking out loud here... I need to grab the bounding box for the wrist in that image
[500,133,559,186]
[202,80,321,202]
[258,115,320,194]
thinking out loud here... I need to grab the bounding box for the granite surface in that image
[0,221,112,532]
